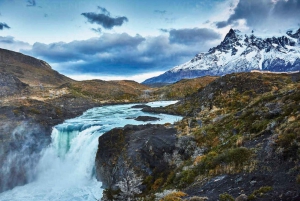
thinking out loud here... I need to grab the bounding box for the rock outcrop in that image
[95,124,177,189]
[0,72,28,97]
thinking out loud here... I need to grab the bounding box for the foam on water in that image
[0,101,181,201]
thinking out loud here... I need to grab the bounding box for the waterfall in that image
[0,101,181,201]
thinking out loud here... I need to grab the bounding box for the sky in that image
[0,0,299,82]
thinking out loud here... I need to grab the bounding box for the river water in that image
[0,101,181,201]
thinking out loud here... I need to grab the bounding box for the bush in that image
[157,190,186,201]
[175,169,196,188]
[152,178,164,191]
[200,148,252,170]
[248,186,273,200]
[161,191,186,201]
[219,193,234,201]
[213,147,251,166]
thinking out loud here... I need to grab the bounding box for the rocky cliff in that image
[95,124,177,189]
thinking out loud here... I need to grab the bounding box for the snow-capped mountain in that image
[143,28,300,84]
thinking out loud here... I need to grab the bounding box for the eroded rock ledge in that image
[95,124,177,189]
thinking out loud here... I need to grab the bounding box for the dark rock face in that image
[131,105,151,109]
[95,124,177,189]
[0,72,28,97]
[47,94,101,117]
[134,116,160,122]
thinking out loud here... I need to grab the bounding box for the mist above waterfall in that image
[0,121,49,192]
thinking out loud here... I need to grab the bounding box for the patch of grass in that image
[160,191,187,201]
[219,193,234,201]
[174,169,196,188]
[152,178,164,191]
[195,147,253,176]
[29,108,41,114]
[250,119,269,134]
[248,186,273,200]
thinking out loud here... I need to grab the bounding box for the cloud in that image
[0,23,10,30]
[169,28,221,45]
[0,36,31,51]
[154,10,167,15]
[215,0,300,31]
[23,30,221,78]
[26,0,36,7]
[159,28,169,33]
[97,6,110,15]
[91,28,102,34]
[81,7,128,29]
[67,71,166,83]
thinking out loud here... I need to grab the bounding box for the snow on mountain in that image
[143,28,300,84]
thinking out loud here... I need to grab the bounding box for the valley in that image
[0,31,300,201]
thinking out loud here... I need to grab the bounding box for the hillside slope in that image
[0,48,73,87]
[100,72,300,200]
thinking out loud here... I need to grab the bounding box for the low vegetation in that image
[115,72,300,201]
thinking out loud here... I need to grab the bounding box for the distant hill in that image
[0,48,73,87]
[59,79,149,102]
[152,76,218,100]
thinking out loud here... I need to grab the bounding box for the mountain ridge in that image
[143,28,300,84]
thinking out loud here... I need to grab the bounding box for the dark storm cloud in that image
[24,30,221,76]
[26,0,36,7]
[216,0,300,30]
[0,23,10,30]
[169,28,221,45]
[27,33,145,62]
[81,7,128,29]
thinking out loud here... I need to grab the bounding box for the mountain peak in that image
[224,28,239,40]
[286,28,300,39]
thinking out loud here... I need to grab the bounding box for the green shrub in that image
[174,169,196,188]
[248,186,273,200]
[219,193,234,201]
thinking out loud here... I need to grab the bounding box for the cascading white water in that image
[0,101,181,201]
